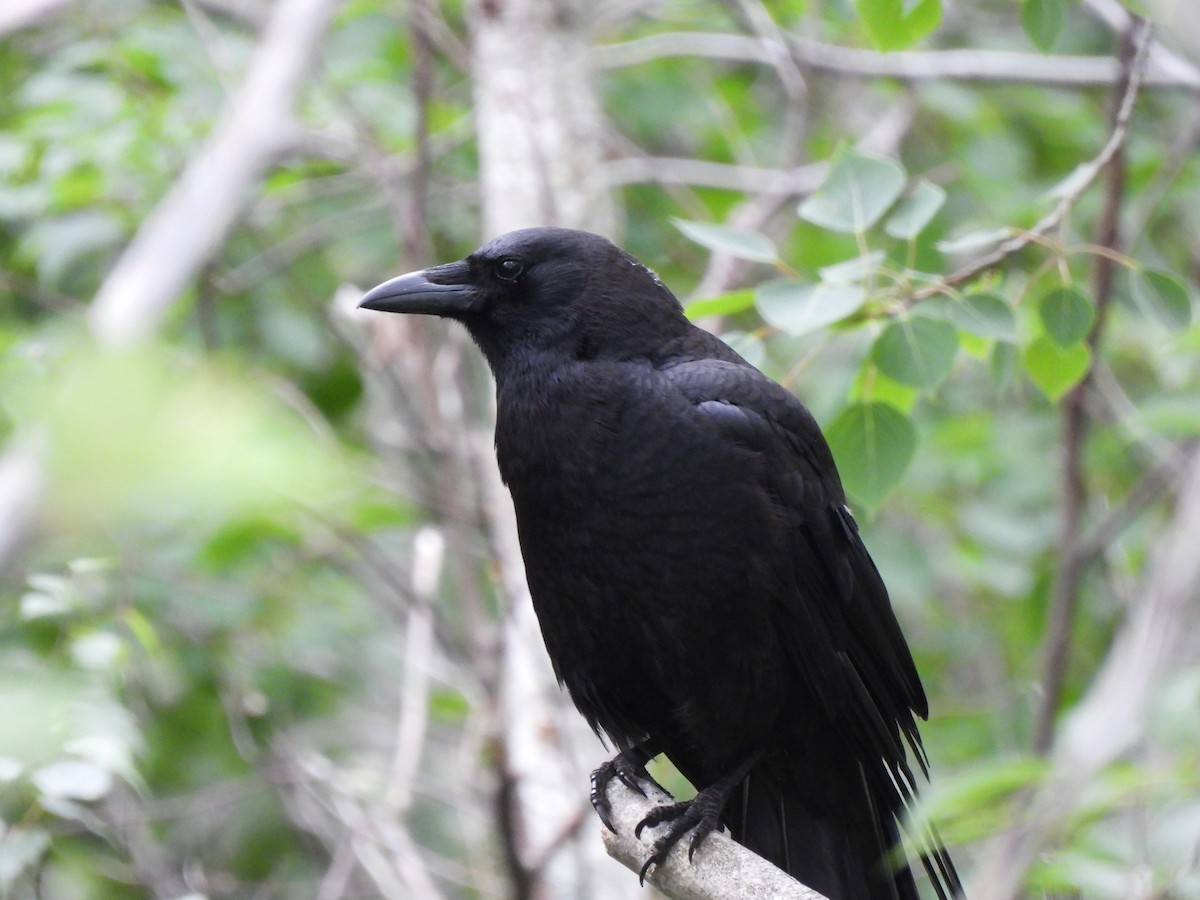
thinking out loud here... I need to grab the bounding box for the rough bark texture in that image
[469,1,625,896]
[601,776,830,900]
[470,0,617,238]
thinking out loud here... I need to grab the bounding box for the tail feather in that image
[721,758,958,900]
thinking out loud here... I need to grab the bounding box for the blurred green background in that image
[1,0,1199,897]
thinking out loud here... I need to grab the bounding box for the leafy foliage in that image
[2,1,1199,897]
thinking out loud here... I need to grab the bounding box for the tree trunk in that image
[469,0,626,896]
[471,0,617,238]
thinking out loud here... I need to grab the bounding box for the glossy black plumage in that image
[361,227,959,899]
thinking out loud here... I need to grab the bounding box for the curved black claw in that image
[632,753,761,885]
[633,795,724,884]
[590,745,660,833]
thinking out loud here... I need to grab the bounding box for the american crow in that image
[361,227,960,899]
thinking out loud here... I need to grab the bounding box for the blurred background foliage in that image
[1,0,1199,897]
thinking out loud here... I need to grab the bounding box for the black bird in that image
[360,227,960,900]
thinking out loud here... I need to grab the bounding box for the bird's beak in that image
[358,260,481,316]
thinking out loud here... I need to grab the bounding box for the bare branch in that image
[88,0,340,347]
[915,19,1154,300]
[1085,0,1200,74]
[602,156,826,194]
[0,435,45,576]
[385,527,445,815]
[0,0,70,38]
[1033,21,1143,753]
[599,775,829,900]
[184,0,271,30]
[597,29,1200,90]
[1076,444,1189,564]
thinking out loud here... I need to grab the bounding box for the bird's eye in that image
[495,258,524,281]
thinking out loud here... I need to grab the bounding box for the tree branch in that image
[596,29,1199,90]
[914,18,1154,301]
[599,775,829,900]
[0,0,69,38]
[601,156,827,194]
[88,0,339,347]
[1032,20,1142,753]
[0,436,45,574]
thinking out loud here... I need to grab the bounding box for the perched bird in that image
[360,227,960,899]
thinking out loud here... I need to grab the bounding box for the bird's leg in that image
[590,740,663,833]
[633,752,762,884]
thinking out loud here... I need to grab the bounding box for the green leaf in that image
[350,499,415,531]
[721,329,766,368]
[17,210,125,286]
[755,280,867,336]
[1131,268,1193,330]
[920,756,1048,824]
[1141,394,1200,439]
[871,317,959,389]
[922,293,1017,341]
[854,0,943,51]
[936,227,1012,255]
[430,687,471,724]
[853,368,919,412]
[884,179,946,239]
[684,289,756,320]
[1038,287,1094,345]
[819,250,886,285]
[1021,0,1064,52]
[991,341,1019,388]
[673,218,778,263]
[799,150,907,234]
[826,402,918,509]
[1022,336,1091,402]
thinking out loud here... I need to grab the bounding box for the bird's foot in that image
[631,753,761,884]
[633,788,727,884]
[590,746,661,833]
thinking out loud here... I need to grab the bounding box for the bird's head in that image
[359,227,690,371]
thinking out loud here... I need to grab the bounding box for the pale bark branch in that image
[601,156,826,194]
[1033,20,1141,753]
[597,29,1200,91]
[914,18,1154,301]
[0,436,45,574]
[88,0,340,347]
[470,2,630,896]
[599,776,829,900]
[0,0,70,37]
[1085,0,1200,73]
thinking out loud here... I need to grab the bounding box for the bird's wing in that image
[661,356,929,779]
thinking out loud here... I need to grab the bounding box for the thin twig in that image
[1032,21,1144,752]
[913,19,1154,302]
[1076,446,1190,564]
[407,0,437,263]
